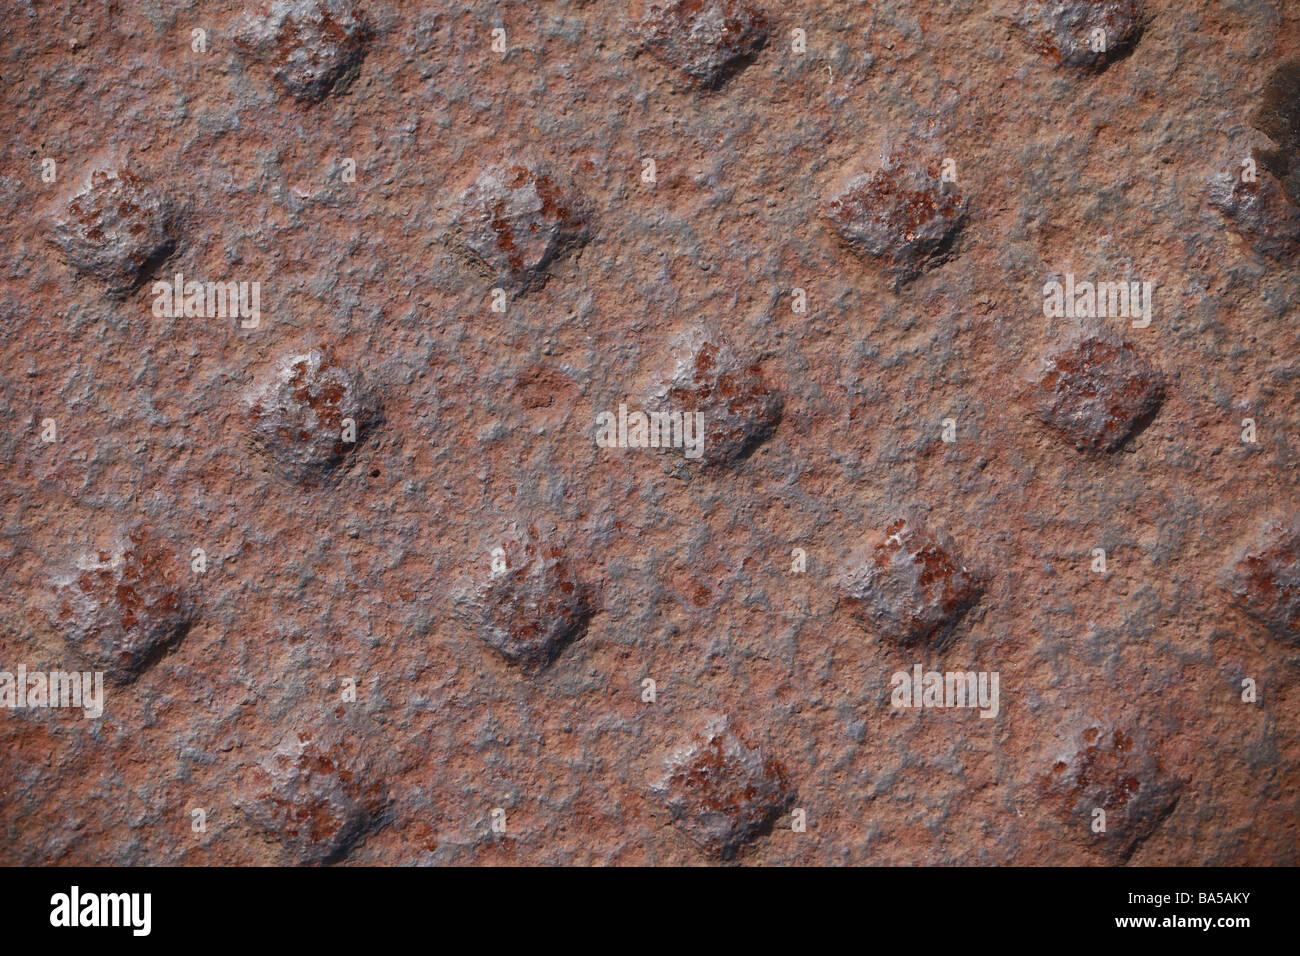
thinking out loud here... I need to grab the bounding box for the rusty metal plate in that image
[1,0,1297,866]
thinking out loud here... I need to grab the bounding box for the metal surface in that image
[1,0,1297,865]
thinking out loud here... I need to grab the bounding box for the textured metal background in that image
[1,0,1297,865]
